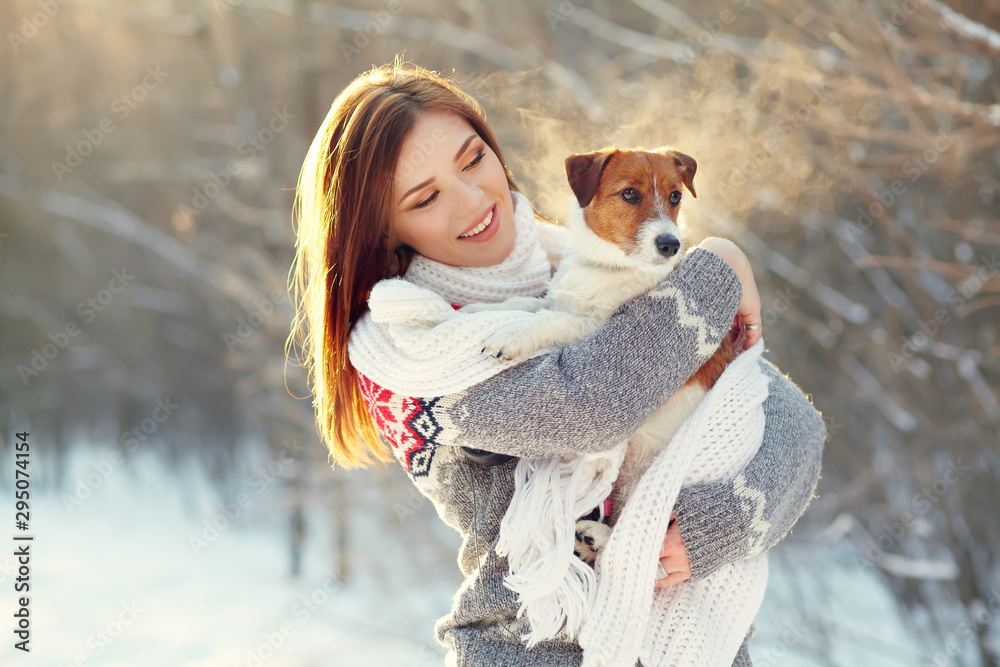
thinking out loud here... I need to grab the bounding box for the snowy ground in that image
[0,442,957,666]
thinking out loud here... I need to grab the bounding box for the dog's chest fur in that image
[545,252,668,320]
[540,252,708,524]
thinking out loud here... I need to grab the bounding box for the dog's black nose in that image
[655,234,680,258]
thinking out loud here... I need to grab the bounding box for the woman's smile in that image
[458,204,499,241]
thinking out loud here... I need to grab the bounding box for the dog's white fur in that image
[463,196,712,576]
[469,202,684,355]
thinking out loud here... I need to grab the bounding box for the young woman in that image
[288,61,826,666]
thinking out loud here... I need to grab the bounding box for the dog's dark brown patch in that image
[568,147,698,255]
[687,334,736,391]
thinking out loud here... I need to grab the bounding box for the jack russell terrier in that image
[462,146,736,576]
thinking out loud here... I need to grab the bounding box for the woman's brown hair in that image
[287,58,521,468]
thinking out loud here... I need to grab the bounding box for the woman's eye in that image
[464,150,485,171]
[415,191,438,209]
[621,187,640,202]
[669,191,681,206]
[412,150,484,209]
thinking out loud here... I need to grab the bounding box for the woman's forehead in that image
[395,110,478,183]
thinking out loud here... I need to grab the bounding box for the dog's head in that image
[564,146,697,269]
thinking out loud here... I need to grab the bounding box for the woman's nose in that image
[455,176,484,214]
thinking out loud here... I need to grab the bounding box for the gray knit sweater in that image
[355,248,826,666]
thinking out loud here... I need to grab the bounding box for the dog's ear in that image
[666,149,698,199]
[565,149,615,208]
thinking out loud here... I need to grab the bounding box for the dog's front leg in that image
[483,310,598,362]
[574,520,612,565]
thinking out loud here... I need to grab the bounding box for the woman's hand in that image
[655,515,691,588]
[695,237,762,351]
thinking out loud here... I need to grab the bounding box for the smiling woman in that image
[287,58,826,667]
[286,59,538,469]
[392,110,516,267]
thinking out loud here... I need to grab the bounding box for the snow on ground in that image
[0,442,457,667]
[0,441,948,666]
[753,543,929,667]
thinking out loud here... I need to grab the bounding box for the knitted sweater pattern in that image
[347,191,827,666]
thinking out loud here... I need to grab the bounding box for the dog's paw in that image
[481,324,537,362]
[574,520,611,565]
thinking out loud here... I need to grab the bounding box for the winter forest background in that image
[1,0,999,665]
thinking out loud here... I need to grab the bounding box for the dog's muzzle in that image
[655,234,680,258]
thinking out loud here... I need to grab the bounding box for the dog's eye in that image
[621,188,641,203]
[669,191,681,206]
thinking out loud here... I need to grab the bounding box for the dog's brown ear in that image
[565,149,615,208]
[667,149,698,198]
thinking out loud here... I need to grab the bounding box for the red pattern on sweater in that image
[356,302,464,474]
[358,373,420,469]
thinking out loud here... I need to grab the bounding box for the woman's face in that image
[391,110,516,267]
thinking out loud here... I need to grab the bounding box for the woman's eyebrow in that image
[399,178,433,204]
[453,134,476,162]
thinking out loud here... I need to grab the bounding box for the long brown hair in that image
[287,58,521,468]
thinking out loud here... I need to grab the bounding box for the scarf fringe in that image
[495,442,627,645]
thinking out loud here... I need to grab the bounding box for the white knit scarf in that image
[348,189,771,666]
[348,190,554,397]
[578,341,771,667]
